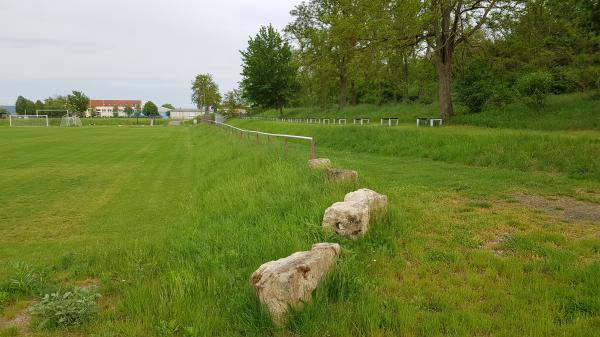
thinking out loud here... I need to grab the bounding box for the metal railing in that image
[202,119,315,159]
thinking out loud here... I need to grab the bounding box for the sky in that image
[0,0,299,107]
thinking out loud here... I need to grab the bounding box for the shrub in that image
[488,87,516,108]
[457,84,492,113]
[32,287,100,329]
[455,60,494,113]
[515,72,553,108]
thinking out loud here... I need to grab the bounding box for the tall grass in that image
[231,120,600,181]
[0,125,598,336]
[256,93,599,130]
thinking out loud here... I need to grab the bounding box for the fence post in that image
[311,140,315,160]
[284,139,288,154]
[256,133,259,145]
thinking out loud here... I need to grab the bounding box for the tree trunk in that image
[339,72,348,107]
[435,5,455,118]
[402,54,409,102]
[436,55,454,118]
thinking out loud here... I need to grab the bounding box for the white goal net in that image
[60,116,82,127]
[9,115,49,127]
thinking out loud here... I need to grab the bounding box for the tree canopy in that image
[222,88,245,116]
[191,74,221,110]
[283,0,600,116]
[15,96,35,115]
[240,25,297,114]
[143,101,159,116]
[66,91,90,117]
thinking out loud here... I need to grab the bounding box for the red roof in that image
[89,99,141,108]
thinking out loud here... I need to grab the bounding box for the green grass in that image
[452,93,600,130]
[230,120,600,181]
[0,117,168,127]
[257,92,600,131]
[0,123,599,336]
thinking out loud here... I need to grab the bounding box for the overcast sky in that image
[0,0,299,107]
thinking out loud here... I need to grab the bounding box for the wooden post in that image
[284,139,288,154]
[311,140,315,160]
[256,133,259,145]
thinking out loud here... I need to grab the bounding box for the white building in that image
[169,108,204,120]
[87,99,144,117]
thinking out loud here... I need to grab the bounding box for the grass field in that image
[0,117,169,127]
[1,122,599,336]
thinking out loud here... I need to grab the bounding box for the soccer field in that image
[1,124,599,336]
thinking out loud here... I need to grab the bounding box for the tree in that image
[124,106,134,117]
[222,89,245,116]
[143,101,159,116]
[191,74,221,110]
[15,96,35,115]
[34,100,45,113]
[43,96,68,117]
[241,25,297,114]
[66,91,90,117]
[400,1,512,118]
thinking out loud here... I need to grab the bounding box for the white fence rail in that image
[202,119,316,159]
[238,115,444,127]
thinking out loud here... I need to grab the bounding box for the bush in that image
[455,60,494,113]
[488,87,516,108]
[515,72,553,108]
[32,287,100,329]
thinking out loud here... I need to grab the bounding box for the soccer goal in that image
[9,115,49,127]
[60,115,82,127]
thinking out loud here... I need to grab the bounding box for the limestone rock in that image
[322,201,370,239]
[326,168,358,182]
[308,158,332,170]
[344,188,388,215]
[250,243,341,323]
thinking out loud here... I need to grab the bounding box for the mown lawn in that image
[0,123,599,337]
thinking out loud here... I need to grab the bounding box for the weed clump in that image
[7,261,47,296]
[31,287,100,329]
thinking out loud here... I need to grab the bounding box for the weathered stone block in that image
[308,158,332,170]
[344,188,388,215]
[250,243,341,324]
[326,168,358,182]
[322,201,370,239]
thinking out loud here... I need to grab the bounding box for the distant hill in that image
[0,106,16,114]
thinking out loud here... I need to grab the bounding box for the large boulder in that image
[308,158,332,170]
[326,168,358,182]
[250,243,341,324]
[344,188,388,215]
[322,201,370,239]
